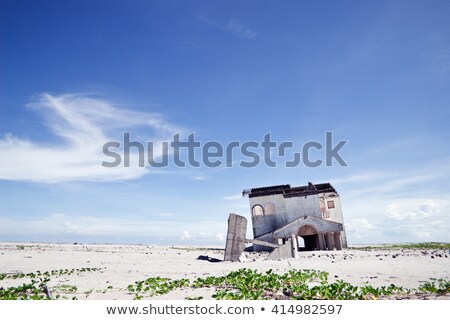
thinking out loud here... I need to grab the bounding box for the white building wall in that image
[325,194,343,223]
[249,194,286,237]
[285,194,322,220]
[249,194,286,215]
[323,193,347,247]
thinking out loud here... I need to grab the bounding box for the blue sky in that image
[0,0,449,245]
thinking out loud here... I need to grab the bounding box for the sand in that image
[1,242,449,300]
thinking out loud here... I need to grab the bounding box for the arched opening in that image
[264,203,275,215]
[298,225,319,251]
[251,204,264,216]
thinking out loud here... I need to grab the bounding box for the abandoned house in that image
[242,182,347,252]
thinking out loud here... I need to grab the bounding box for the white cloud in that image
[416,231,432,239]
[197,232,211,237]
[419,200,441,216]
[215,233,224,242]
[225,19,257,38]
[386,203,412,221]
[342,197,448,243]
[181,230,191,241]
[223,194,242,200]
[0,93,181,183]
[193,175,207,181]
[199,16,257,39]
[385,199,440,221]
[179,230,227,243]
[381,199,448,241]
[337,163,450,201]
[0,213,173,236]
[330,171,386,185]
[0,213,227,243]
[346,218,375,240]
[331,162,450,244]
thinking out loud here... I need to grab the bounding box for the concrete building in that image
[243,182,347,251]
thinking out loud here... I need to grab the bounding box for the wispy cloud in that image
[193,174,207,181]
[223,194,242,200]
[199,15,257,39]
[336,162,450,200]
[0,212,228,245]
[180,230,191,240]
[334,164,450,244]
[225,19,257,39]
[344,197,450,244]
[0,213,227,242]
[179,229,225,243]
[329,171,387,185]
[346,218,375,240]
[381,198,448,241]
[215,233,224,242]
[0,93,181,183]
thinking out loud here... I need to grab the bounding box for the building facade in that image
[243,182,347,251]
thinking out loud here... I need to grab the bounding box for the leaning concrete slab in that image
[224,213,247,261]
[245,238,278,248]
[266,235,299,260]
[267,239,293,260]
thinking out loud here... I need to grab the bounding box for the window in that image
[252,205,264,216]
[264,203,276,215]
[327,200,335,209]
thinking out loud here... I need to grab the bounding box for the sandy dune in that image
[1,242,449,299]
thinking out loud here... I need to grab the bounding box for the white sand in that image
[1,242,449,299]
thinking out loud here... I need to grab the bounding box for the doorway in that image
[298,225,319,251]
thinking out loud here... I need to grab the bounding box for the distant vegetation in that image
[350,242,450,250]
